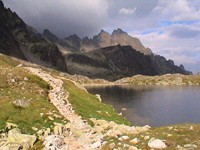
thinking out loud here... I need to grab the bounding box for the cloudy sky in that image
[3,0,200,73]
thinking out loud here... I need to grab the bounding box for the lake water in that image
[86,85,200,127]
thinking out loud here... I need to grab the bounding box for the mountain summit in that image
[78,28,152,55]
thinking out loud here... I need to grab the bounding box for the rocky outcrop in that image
[43,29,78,52]
[0,128,37,150]
[63,28,152,55]
[64,34,81,50]
[66,45,190,81]
[0,1,67,71]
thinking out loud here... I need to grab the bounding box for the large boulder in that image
[148,138,167,149]
[13,99,31,108]
[7,128,37,150]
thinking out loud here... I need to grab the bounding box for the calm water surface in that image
[86,85,200,126]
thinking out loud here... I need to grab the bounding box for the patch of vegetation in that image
[0,55,66,135]
[62,80,130,125]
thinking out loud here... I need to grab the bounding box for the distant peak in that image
[65,34,81,41]
[43,29,51,34]
[98,29,110,36]
[112,28,127,35]
[179,64,185,70]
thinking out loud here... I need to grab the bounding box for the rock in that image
[184,144,197,148]
[31,127,38,131]
[8,128,37,149]
[91,141,101,148]
[130,138,140,145]
[144,135,150,140]
[44,135,66,150]
[48,116,54,121]
[121,108,127,111]
[129,146,138,150]
[13,99,31,108]
[119,135,129,141]
[148,138,167,149]
[95,94,102,102]
[106,129,122,138]
[6,122,18,130]
[109,143,116,149]
[24,77,28,81]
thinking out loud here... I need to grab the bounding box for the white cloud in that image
[153,0,200,21]
[119,8,136,15]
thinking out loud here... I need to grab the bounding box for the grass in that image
[0,55,66,135]
[62,80,131,125]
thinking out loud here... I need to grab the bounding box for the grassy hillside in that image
[0,54,66,134]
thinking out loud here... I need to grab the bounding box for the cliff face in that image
[65,45,190,81]
[0,1,67,71]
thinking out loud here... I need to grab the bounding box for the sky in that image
[3,0,200,73]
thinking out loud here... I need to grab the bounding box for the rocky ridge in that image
[0,1,67,71]
[65,45,190,81]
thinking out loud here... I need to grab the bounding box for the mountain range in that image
[0,1,191,81]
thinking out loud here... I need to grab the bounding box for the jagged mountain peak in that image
[43,29,59,43]
[99,29,110,36]
[65,34,81,40]
[112,28,127,35]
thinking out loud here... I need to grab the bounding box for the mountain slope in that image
[65,45,189,81]
[0,1,67,71]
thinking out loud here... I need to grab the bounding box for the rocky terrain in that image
[0,51,200,150]
[115,74,200,86]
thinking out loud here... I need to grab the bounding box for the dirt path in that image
[25,67,102,150]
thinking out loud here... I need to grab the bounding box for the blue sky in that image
[3,0,200,73]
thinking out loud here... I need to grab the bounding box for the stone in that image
[6,122,18,130]
[24,77,28,81]
[48,116,54,121]
[91,141,101,148]
[109,143,116,149]
[184,144,197,148]
[148,138,167,149]
[31,127,38,131]
[130,138,140,145]
[144,135,150,140]
[8,128,37,149]
[106,129,122,138]
[121,108,127,111]
[119,135,129,141]
[13,99,31,108]
[129,146,138,150]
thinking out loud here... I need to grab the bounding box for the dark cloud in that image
[3,0,109,38]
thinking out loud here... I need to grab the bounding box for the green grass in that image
[0,55,66,135]
[63,80,130,125]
